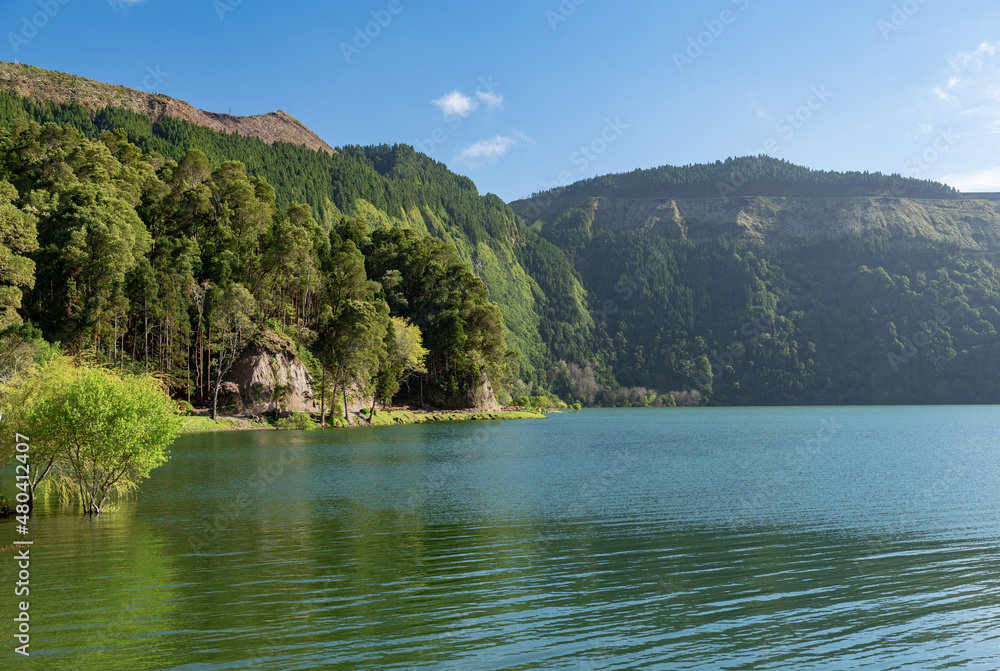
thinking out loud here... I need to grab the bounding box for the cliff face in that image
[438,375,501,412]
[609,196,1000,250]
[0,62,335,154]
[523,195,1000,252]
[224,338,317,416]
[221,334,499,416]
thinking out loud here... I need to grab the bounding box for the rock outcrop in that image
[438,375,501,412]
[224,334,317,416]
[513,194,1000,253]
[0,62,335,155]
[222,332,500,417]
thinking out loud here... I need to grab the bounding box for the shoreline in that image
[181,408,547,433]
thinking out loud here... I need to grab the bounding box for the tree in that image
[369,317,428,418]
[0,357,78,510]
[320,299,388,422]
[208,283,255,420]
[0,181,38,329]
[0,323,59,384]
[53,365,179,514]
[531,396,551,410]
[0,358,180,514]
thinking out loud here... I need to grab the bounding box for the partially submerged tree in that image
[0,357,78,510]
[0,358,181,514]
[52,365,181,514]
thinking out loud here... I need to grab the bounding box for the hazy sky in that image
[5,0,1000,201]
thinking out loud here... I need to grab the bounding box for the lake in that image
[3,407,1000,670]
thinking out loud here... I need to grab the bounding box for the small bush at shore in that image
[277,412,317,431]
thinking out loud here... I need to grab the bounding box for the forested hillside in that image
[6,63,1000,408]
[0,79,582,389]
[0,120,510,414]
[510,163,1000,406]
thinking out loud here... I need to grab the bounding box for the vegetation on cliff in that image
[5,65,1000,408]
[0,117,510,417]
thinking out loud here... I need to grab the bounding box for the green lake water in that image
[3,407,1000,669]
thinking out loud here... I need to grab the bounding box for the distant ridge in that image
[0,61,335,155]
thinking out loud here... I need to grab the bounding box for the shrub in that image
[531,396,551,409]
[277,411,316,431]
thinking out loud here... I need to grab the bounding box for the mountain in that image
[509,157,1000,406]
[5,63,1000,408]
[513,193,1000,251]
[0,62,569,401]
[0,62,335,154]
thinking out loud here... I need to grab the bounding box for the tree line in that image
[0,119,511,419]
[518,155,959,222]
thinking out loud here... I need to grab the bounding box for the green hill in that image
[509,160,1000,406]
[0,63,583,389]
[6,63,1000,407]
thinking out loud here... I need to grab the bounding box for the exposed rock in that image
[224,334,318,416]
[0,62,335,155]
[585,196,1000,251]
[438,375,501,412]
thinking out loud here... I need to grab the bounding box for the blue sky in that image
[4,0,1000,201]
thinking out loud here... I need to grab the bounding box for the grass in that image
[181,416,273,432]
[181,409,546,434]
[361,409,546,427]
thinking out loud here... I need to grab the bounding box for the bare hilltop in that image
[0,62,335,155]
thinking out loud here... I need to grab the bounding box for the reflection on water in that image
[2,407,1000,669]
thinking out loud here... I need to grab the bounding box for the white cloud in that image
[458,135,516,161]
[946,41,1000,78]
[912,41,1000,187]
[476,90,504,109]
[941,166,1000,192]
[110,0,146,7]
[931,41,1000,107]
[456,131,531,167]
[432,90,478,118]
